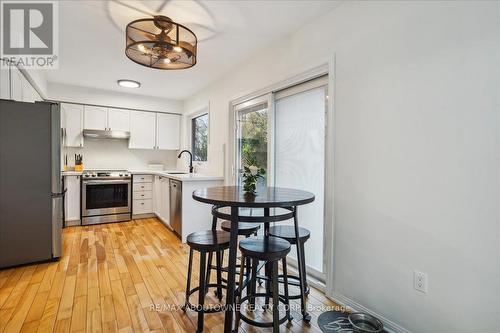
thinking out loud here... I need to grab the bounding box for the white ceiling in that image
[45,0,339,100]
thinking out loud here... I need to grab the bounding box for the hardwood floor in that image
[0,218,341,332]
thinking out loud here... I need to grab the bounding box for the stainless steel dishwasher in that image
[169,179,182,237]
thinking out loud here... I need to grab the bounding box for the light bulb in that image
[173,46,182,52]
[163,58,171,64]
[138,44,145,52]
[117,80,141,88]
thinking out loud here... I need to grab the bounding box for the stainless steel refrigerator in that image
[0,99,64,268]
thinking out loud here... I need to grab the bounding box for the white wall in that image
[63,139,177,170]
[23,69,48,98]
[48,82,183,114]
[183,1,500,332]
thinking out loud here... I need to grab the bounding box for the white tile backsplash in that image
[63,138,177,170]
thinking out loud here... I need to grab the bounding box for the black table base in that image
[193,186,315,333]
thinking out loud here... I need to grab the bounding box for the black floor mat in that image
[318,310,388,332]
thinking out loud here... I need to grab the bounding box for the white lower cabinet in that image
[153,175,161,216]
[153,175,170,226]
[132,175,153,216]
[160,177,170,225]
[133,199,153,215]
[64,175,81,224]
[133,191,152,200]
[133,182,152,192]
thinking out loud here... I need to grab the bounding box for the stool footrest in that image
[277,274,310,299]
[184,283,227,314]
[238,293,290,327]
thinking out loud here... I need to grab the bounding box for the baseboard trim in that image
[65,219,81,227]
[132,213,155,219]
[327,292,411,333]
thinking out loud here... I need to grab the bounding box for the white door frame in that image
[233,94,272,186]
[229,56,336,291]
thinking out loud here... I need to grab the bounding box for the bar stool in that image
[235,236,292,333]
[183,230,230,333]
[220,220,260,236]
[205,220,260,293]
[269,225,311,300]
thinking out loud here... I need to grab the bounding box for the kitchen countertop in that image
[61,171,83,176]
[129,170,224,182]
[62,170,224,182]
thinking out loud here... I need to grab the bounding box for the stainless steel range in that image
[82,170,131,225]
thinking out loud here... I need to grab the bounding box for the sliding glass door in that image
[235,97,269,186]
[234,76,328,278]
[274,77,327,277]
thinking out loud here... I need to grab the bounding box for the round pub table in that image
[193,186,314,333]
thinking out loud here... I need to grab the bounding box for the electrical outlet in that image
[414,270,428,293]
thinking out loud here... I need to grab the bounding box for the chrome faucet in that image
[178,150,194,173]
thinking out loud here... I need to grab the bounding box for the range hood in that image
[83,129,130,140]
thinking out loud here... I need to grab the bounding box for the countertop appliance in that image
[0,99,64,268]
[169,179,182,237]
[81,170,131,225]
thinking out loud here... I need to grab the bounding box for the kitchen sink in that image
[168,172,188,175]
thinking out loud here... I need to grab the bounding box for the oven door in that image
[82,179,131,217]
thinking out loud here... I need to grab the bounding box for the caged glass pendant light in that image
[125,15,197,70]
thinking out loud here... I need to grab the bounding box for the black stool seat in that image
[236,236,293,331]
[187,230,230,251]
[239,236,291,261]
[269,225,310,244]
[220,220,260,236]
[269,225,311,304]
[184,230,228,333]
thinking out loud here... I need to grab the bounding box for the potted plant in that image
[242,157,265,195]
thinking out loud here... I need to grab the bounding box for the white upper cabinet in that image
[21,75,37,103]
[84,106,107,130]
[1,64,41,101]
[61,103,84,147]
[84,106,130,131]
[108,108,130,131]
[0,66,10,99]
[10,66,23,101]
[156,113,180,150]
[129,111,156,149]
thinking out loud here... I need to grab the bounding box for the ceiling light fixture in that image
[117,79,141,88]
[125,15,197,70]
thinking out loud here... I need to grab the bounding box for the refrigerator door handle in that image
[51,188,67,198]
[51,196,63,258]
